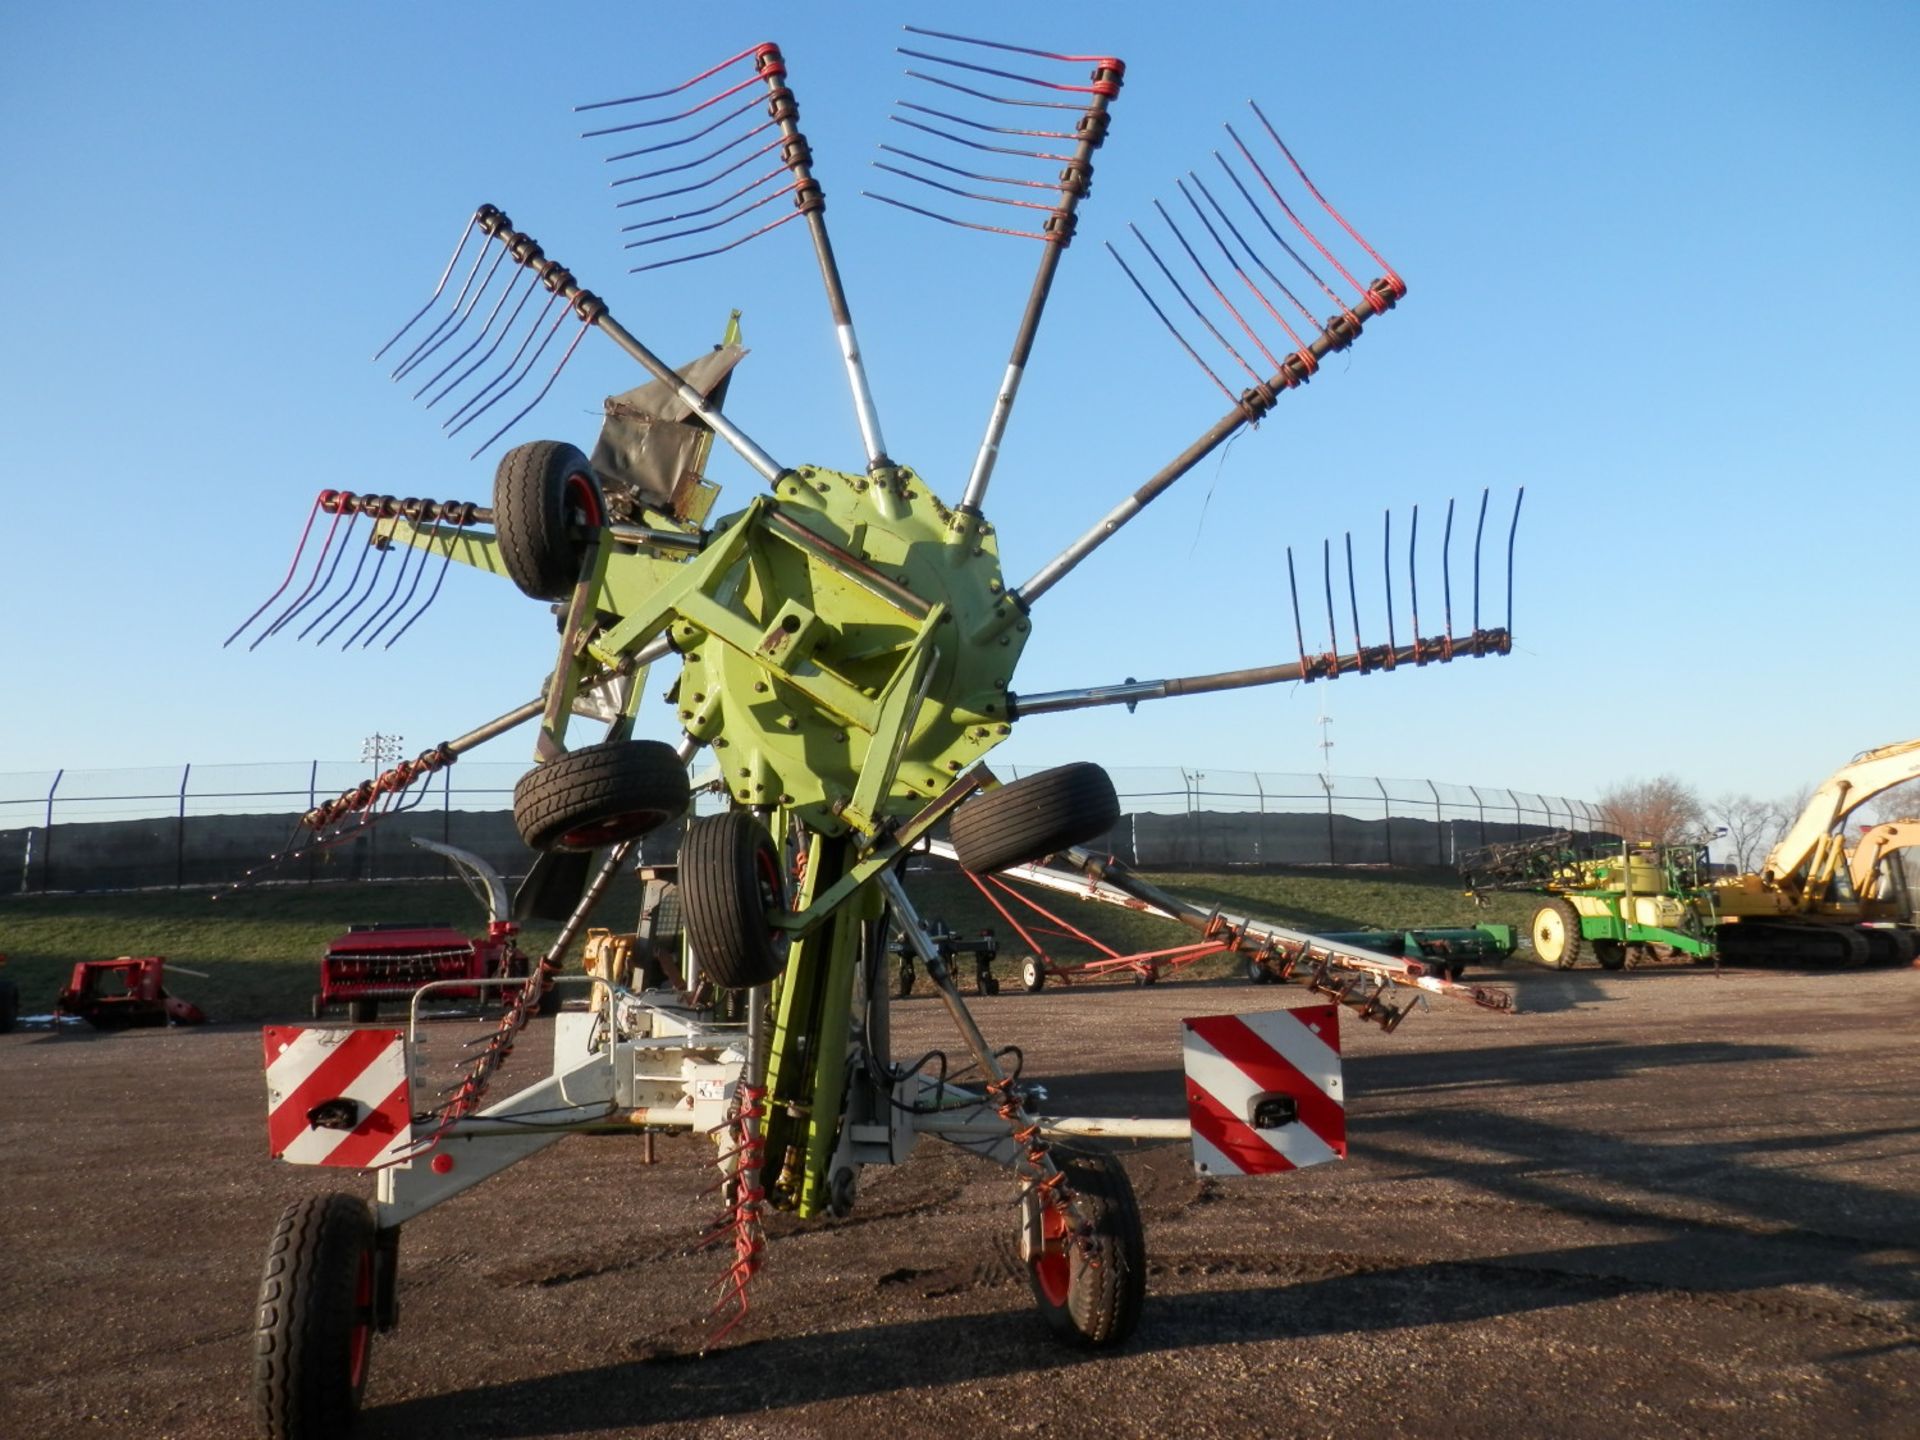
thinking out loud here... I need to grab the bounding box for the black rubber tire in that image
[1245,956,1272,986]
[1530,898,1588,970]
[681,811,789,990]
[1027,1148,1146,1348]
[1021,956,1046,993]
[949,763,1120,875]
[895,958,914,1000]
[512,739,690,853]
[251,1192,377,1440]
[1594,940,1628,971]
[0,976,19,1032]
[492,440,605,601]
[308,994,326,1022]
[978,971,1001,997]
[349,998,378,1025]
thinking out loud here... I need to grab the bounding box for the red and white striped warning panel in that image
[1182,1004,1345,1176]
[262,1026,414,1169]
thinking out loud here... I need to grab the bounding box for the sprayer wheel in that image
[492,440,605,601]
[1530,899,1588,970]
[1022,956,1047,993]
[250,1193,376,1440]
[1594,939,1628,971]
[1026,1148,1146,1348]
[681,811,789,990]
[512,739,690,853]
[949,763,1120,875]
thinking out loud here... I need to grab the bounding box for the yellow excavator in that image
[1715,739,1920,965]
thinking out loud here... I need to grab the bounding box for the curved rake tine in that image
[609,120,779,187]
[619,181,801,251]
[1321,539,1338,664]
[1247,99,1403,296]
[894,100,1076,143]
[360,515,443,648]
[878,143,1061,192]
[1188,169,1318,342]
[1286,547,1308,671]
[1130,222,1260,382]
[373,215,480,363]
[270,509,363,642]
[1506,487,1526,634]
[902,69,1084,113]
[863,191,1053,243]
[619,167,792,232]
[629,209,808,272]
[1239,104,1376,310]
[412,260,530,403]
[614,138,784,210]
[1382,510,1396,654]
[579,71,769,140]
[393,242,510,385]
[1472,487,1490,632]
[444,295,566,436]
[253,505,349,650]
[1442,497,1457,643]
[468,319,595,460]
[872,162,1056,215]
[600,96,763,165]
[1105,242,1235,404]
[345,535,421,650]
[1343,532,1362,657]
[1165,189,1281,372]
[300,525,376,642]
[1216,138,1347,313]
[1408,505,1421,644]
[442,291,563,431]
[316,542,392,647]
[223,493,322,648]
[388,236,494,382]
[888,113,1073,162]
[385,534,462,649]
[426,269,540,410]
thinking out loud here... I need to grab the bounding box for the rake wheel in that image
[250,1193,376,1440]
[1025,1148,1145,1348]
[493,440,605,602]
[950,763,1120,875]
[681,811,789,990]
[511,739,690,852]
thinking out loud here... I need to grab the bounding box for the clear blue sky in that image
[2,1,1916,807]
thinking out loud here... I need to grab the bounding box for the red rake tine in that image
[223,492,323,648]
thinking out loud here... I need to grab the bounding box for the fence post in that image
[1321,775,1336,865]
[1374,777,1392,866]
[307,761,319,885]
[443,765,453,845]
[1468,785,1486,849]
[1427,779,1444,864]
[41,768,62,892]
[1509,789,1523,843]
[176,763,191,889]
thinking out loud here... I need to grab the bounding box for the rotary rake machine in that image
[234,29,1520,1437]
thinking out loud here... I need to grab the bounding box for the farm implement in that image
[232,29,1521,1436]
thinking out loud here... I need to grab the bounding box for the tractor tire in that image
[512,740,690,853]
[1021,956,1047,993]
[681,811,789,990]
[492,440,605,602]
[1026,1148,1146,1348]
[251,1193,377,1440]
[1530,898,1587,970]
[949,763,1119,875]
[349,998,378,1025]
[0,976,19,1032]
[1594,940,1628,971]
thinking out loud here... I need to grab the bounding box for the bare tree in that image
[1597,775,1704,846]
[1708,791,1795,872]
[1861,779,1920,827]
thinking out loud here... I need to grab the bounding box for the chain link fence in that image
[0,761,1600,895]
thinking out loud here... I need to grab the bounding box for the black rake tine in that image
[609,120,779,186]
[613,137,784,208]
[600,96,765,165]
[1105,242,1236,403]
[1322,539,1338,660]
[1344,532,1362,656]
[629,208,806,272]
[345,535,421,650]
[426,269,540,410]
[469,319,595,460]
[1173,180,1284,370]
[360,516,441,648]
[317,542,392,647]
[1472,487,1490,632]
[1190,167,1319,334]
[894,99,1076,142]
[393,241,510,385]
[871,161,1056,214]
[300,525,376,641]
[411,258,530,402]
[1130,223,1259,382]
[388,235,494,381]
[270,509,363,641]
[1216,138,1346,312]
[890,112,1074,161]
[442,292,565,433]
[1442,497,1456,643]
[618,165,790,230]
[1382,511,1396,653]
[902,69,1084,112]
[1506,487,1525,634]
[373,214,480,363]
[1286,547,1308,668]
[386,534,461,649]
[618,181,798,249]
[878,143,1059,191]
[1408,505,1421,639]
[223,494,321,648]
[254,506,349,648]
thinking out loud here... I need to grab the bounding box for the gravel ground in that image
[3,961,1916,1439]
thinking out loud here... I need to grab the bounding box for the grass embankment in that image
[0,867,1538,1023]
